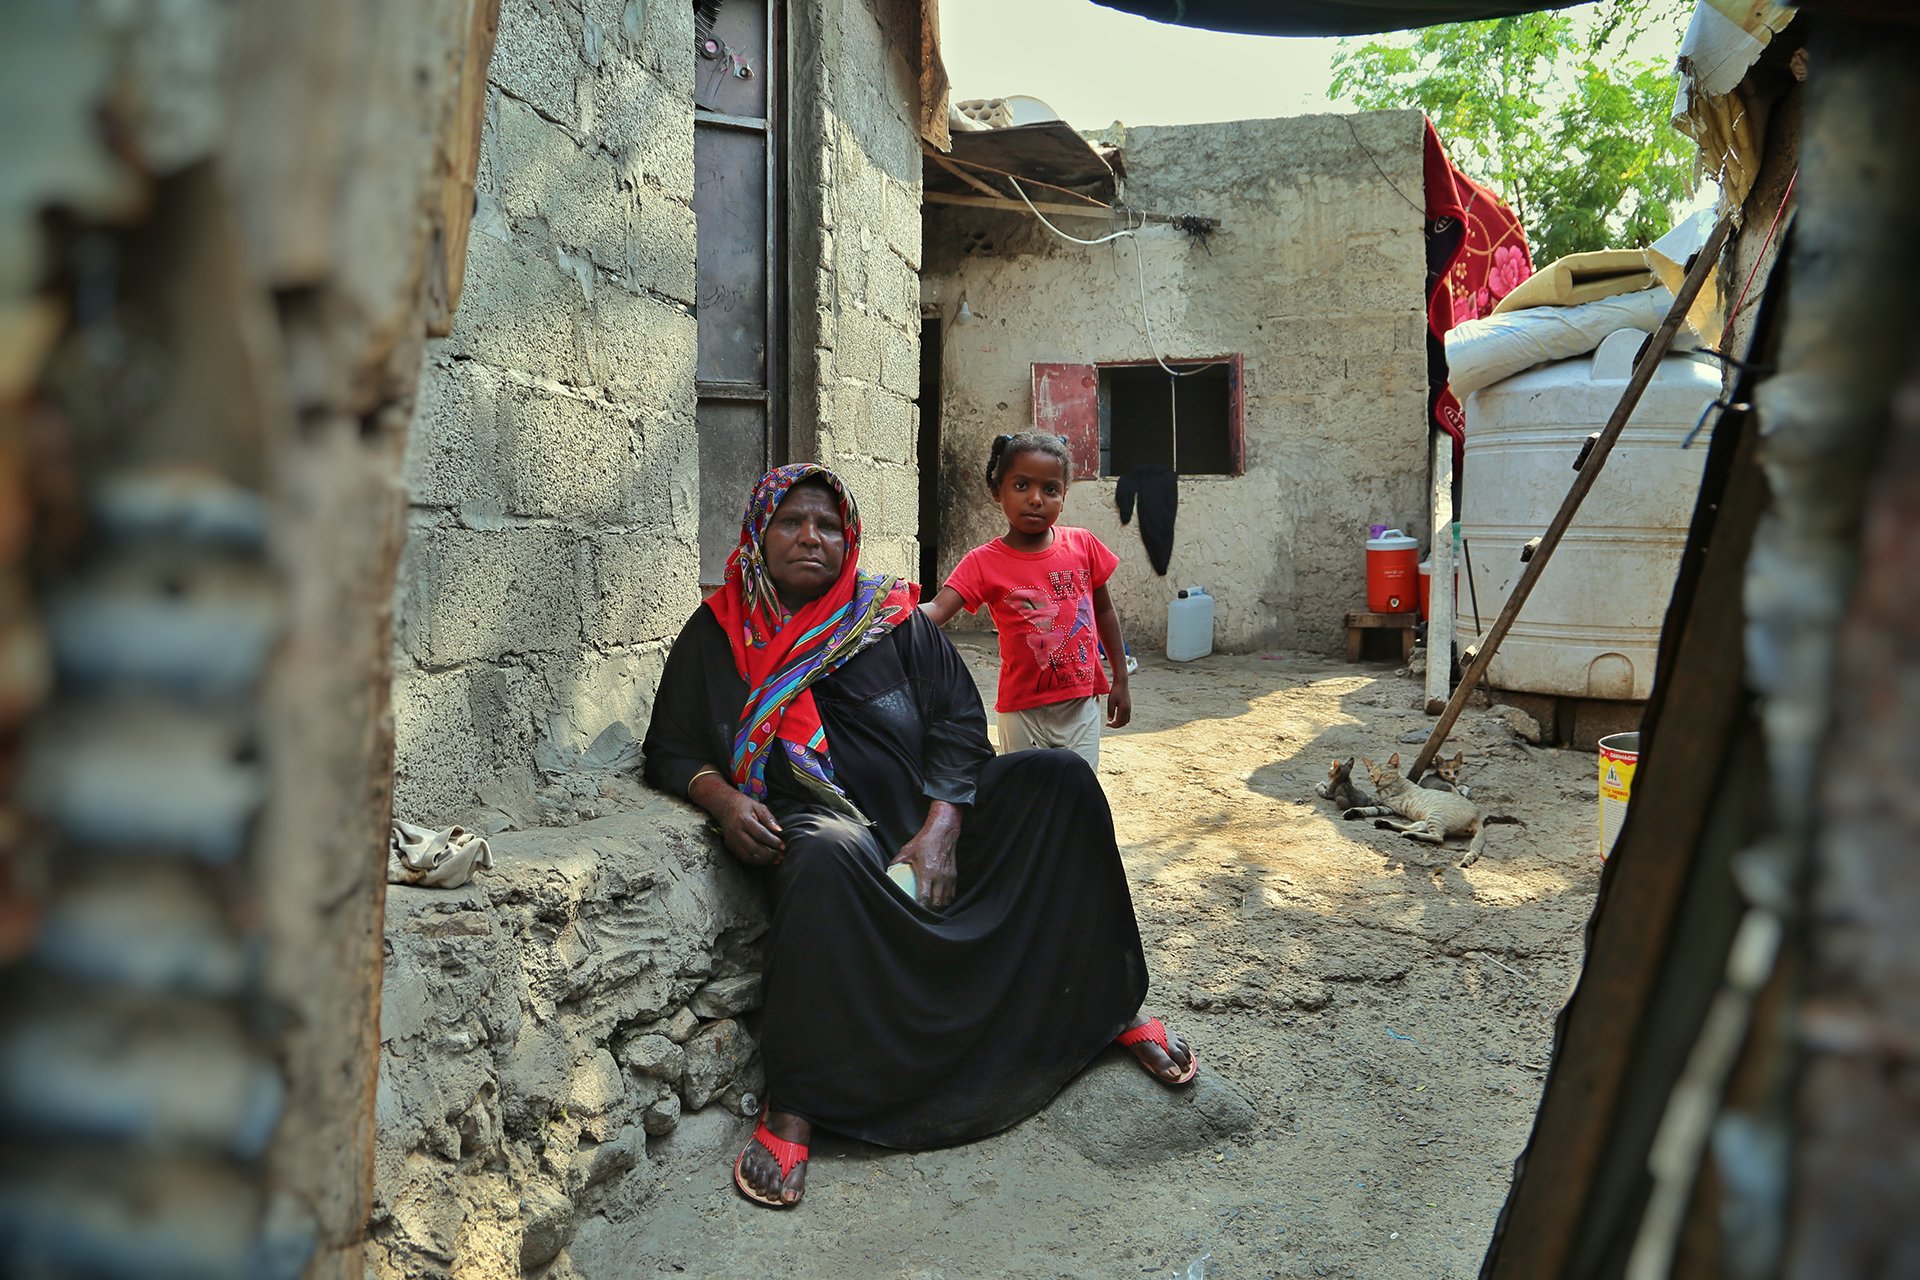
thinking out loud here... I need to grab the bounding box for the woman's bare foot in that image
[1118,1014,1197,1085]
[734,1107,812,1207]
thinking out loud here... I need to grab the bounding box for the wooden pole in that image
[922,189,1218,227]
[1425,434,1456,715]
[1407,211,1733,780]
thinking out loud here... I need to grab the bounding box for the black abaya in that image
[642,609,1149,1148]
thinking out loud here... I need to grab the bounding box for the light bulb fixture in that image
[954,292,973,323]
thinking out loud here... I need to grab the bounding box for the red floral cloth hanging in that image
[1422,119,1533,467]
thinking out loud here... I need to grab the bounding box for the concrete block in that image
[492,0,583,131]
[833,229,871,304]
[879,322,919,399]
[882,177,923,271]
[835,310,885,385]
[494,95,630,271]
[537,644,675,776]
[600,60,694,199]
[584,0,694,95]
[629,187,696,305]
[1265,351,1348,393]
[861,388,914,464]
[587,286,696,411]
[390,661,545,824]
[873,465,922,546]
[399,525,583,665]
[627,412,699,537]
[873,247,921,327]
[494,384,635,523]
[589,533,702,647]
[404,355,500,511]
[443,231,588,385]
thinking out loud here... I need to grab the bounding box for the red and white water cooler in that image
[1365,529,1419,613]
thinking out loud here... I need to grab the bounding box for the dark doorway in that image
[916,315,942,591]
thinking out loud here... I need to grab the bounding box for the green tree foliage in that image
[1328,0,1696,264]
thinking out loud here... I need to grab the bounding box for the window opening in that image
[1099,361,1235,477]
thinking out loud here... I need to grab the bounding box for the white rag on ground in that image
[388,819,493,889]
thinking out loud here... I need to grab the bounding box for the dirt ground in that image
[599,641,1605,1279]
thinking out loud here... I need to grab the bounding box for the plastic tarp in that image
[1444,287,1704,397]
[1671,0,1797,207]
[1091,0,1584,37]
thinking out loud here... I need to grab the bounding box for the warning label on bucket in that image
[1597,733,1639,860]
[1599,757,1634,802]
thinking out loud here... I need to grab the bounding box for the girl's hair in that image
[984,432,1073,495]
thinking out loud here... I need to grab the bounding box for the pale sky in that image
[937,0,1689,134]
[938,0,1358,132]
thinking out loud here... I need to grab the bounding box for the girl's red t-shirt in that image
[943,525,1120,713]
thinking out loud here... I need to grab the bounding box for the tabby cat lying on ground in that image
[1342,752,1515,868]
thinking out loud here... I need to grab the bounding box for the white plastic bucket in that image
[1598,731,1639,859]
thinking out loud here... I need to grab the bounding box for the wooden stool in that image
[1345,610,1418,664]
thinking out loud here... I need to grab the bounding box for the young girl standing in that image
[922,432,1131,770]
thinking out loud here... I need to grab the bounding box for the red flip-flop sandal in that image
[733,1118,810,1208]
[1116,1016,1199,1085]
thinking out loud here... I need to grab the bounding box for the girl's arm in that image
[920,585,968,627]
[1092,584,1131,728]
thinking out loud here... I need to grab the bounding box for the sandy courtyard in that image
[586,641,1605,1280]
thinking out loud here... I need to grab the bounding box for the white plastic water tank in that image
[1460,328,1719,701]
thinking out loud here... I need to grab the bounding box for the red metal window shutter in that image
[1227,353,1246,476]
[1031,363,1100,480]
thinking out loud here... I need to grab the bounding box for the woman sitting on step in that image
[641,462,1196,1209]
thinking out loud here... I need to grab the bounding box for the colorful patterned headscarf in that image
[704,463,919,814]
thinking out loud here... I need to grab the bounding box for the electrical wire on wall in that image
[1007,177,1218,383]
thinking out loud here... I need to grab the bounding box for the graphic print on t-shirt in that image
[1006,568,1098,692]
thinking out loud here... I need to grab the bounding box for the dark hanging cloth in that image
[642,607,1149,1149]
[1115,465,1178,576]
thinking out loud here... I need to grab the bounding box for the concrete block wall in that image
[789,0,927,583]
[394,0,927,825]
[393,0,704,826]
[922,111,1431,655]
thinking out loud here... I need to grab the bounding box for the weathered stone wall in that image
[922,112,1430,654]
[393,0,926,827]
[369,801,770,1278]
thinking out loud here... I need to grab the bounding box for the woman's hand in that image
[691,772,785,866]
[718,793,786,865]
[892,800,963,908]
[1106,678,1132,729]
